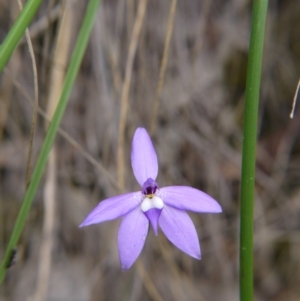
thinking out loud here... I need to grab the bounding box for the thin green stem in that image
[240,1,268,301]
[0,0,43,71]
[0,0,101,284]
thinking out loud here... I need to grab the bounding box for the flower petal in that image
[80,192,142,227]
[131,128,158,186]
[159,205,201,259]
[118,208,149,270]
[159,186,222,213]
[144,208,162,236]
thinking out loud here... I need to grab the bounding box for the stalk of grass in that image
[240,1,268,301]
[0,0,101,284]
[0,0,43,71]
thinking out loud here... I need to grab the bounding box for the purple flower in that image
[80,128,222,270]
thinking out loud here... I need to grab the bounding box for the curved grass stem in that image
[0,0,43,71]
[0,0,101,285]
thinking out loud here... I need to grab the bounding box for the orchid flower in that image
[80,128,222,270]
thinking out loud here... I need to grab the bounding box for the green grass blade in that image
[0,0,101,284]
[240,1,268,301]
[0,0,43,71]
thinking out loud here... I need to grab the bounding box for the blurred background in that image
[1,0,300,300]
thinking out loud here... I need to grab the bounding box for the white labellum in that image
[141,196,164,212]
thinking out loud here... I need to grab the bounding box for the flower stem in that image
[0,0,101,285]
[240,1,268,301]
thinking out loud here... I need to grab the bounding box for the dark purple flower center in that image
[142,178,159,196]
